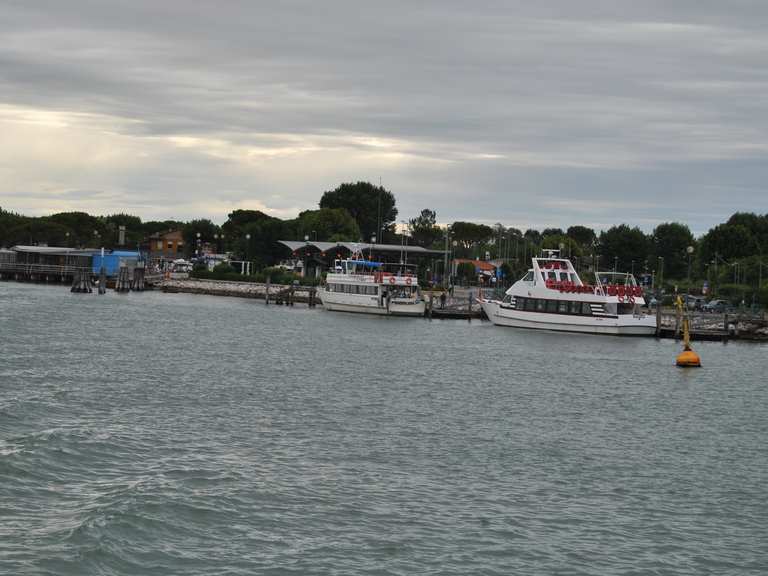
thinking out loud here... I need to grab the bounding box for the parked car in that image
[683,295,706,310]
[703,299,728,313]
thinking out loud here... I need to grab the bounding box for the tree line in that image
[2,181,766,299]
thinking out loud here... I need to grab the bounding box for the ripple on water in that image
[1,283,767,575]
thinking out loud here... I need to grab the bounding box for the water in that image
[1,282,767,575]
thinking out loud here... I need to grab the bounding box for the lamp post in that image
[196,231,201,258]
[370,235,376,262]
[686,245,694,295]
[304,234,309,278]
[244,233,251,275]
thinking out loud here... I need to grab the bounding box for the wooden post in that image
[98,266,106,294]
[655,302,661,336]
[265,277,271,305]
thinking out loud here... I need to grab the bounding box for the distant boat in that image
[479,250,656,335]
[322,251,425,317]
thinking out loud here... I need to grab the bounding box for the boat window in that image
[541,271,546,280]
[524,298,535,311]
[546,300,558,313]
[569,301,581,315]
[547,271,557,280]
[618,303,635,315]
[581,302,592,315]
[522,271,534,282]
[558,301,568,314]
[559,272,568,282]
[536,299,546,312]
[604,303,617,315]
[569,273,577,283]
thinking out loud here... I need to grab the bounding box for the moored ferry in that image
[322,255,426,317]
[479,250,655,335]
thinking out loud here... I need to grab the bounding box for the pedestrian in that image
[440,291,446,309]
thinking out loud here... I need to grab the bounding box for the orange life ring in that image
[389,276,395,285]
[628,294,635,304]
[618,293,625,303]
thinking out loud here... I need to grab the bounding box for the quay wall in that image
[160,278,319,304]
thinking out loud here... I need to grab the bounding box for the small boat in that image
[479,250,656,335]
[322,252,425,317]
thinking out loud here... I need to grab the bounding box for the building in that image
[147,230,185,260]
[92,251,141,276]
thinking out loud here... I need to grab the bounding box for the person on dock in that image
[440,291,446,309]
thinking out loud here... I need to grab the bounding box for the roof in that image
[454,258,497,271]
[11,245,99,257]
[278,240,445,255]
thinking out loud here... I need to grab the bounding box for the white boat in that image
[479,250,656,335]
[322,255,426,317]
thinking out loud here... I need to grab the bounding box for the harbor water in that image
[1,282,767,575]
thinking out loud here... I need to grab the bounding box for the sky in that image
[1,1,766,235]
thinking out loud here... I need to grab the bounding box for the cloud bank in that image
[1,1,766,234]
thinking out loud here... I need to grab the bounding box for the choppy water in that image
[1,282,767,575]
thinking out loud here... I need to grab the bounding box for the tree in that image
[651,222,695,279]
[409,208,442,247]
[542,228,564,238]
[456,261,476,283]
[236,218,290,268]
[292,208,360,242]
[183,219,219,256]
[598,224,651,273]
[451,221,494,249]
[47,212,109,247]
[700,223,758,263]
[567,225,596,249]
[523,229,542,245]
[319,181,397,241]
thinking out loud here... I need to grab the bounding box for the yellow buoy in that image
[675,296,701,367]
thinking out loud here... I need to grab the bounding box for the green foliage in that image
[598,224,651,272]
[451,221,494,249]
[567,225,596,248]
[183,219,220,256]
[651,222,695,280]
[409,208,442,247]
[456,261,476,282]
[292,208,360,242]
[700,223,759,263]
[319,181,397,240]
[523,229,542,244]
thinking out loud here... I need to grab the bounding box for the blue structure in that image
[92,251,142,277]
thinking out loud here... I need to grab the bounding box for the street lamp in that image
[196,231,201,257]
[686,245,694,295]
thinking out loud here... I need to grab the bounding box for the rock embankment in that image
[160,278,320,303]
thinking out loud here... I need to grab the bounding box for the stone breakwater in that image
[160,278,319,303]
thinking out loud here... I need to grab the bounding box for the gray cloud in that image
[1,0,767,234]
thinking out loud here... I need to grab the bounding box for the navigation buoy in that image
[675,295,701,368]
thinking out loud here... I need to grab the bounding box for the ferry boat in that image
[479,250,656,335]
[322,254,426,317]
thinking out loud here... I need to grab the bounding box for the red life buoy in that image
[389,276,395,285]
[406,277,412,285]
[618,293,625,303]
[628,294,635,304]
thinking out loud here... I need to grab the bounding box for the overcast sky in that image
[1,1,766,235]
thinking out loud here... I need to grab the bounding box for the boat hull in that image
[322,294,425,317]
[480,300,656,336]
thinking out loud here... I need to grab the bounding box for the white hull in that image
[481,300,656,336]
[322,293,425,317]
